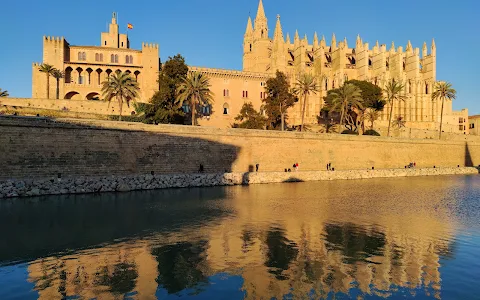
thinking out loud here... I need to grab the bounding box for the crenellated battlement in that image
[43,36,65,43]
[142,43,159,49]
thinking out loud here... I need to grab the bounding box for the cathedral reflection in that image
[26,180,456,299]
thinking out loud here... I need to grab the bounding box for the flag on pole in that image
[127,23,133,29]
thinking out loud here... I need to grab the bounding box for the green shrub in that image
[363,129,380,136]
[341,130,359,135]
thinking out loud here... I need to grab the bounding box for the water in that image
[1,175,480,299]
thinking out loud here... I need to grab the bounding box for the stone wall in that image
[0,168,477,199]
[0,98,131,116]
[1,116,480,182]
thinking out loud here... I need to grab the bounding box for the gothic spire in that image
[245,16,253,36]
[286,33,291,44]
[431,38,436,49]
[255,0,267,21]
[273,14,283,42]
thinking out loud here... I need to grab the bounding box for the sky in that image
[0,0,479,113]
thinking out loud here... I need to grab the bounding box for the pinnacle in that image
[245,16,253,35]
[273,14,284,42]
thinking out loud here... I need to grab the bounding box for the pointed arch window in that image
[114,54,118,63]
[111,54,115,63]
[223,103,230,115]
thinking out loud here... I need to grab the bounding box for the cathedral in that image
[26,1,467,133]
[192,0,468,133]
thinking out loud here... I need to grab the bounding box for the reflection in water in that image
[153,241,209,295]
[2,175,480,299]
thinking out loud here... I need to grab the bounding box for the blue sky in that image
[0,0,478,113]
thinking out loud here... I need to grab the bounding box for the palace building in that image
[32,13,159,103]
[28,1,468,133]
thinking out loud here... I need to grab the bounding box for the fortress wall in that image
[0,98,132,116]
[1,116,480,181]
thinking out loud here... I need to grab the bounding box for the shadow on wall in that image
[465,142,474,168]
[0,116,241,179]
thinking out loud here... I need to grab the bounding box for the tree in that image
[346,80,385,132]
[0,89,8,97]
[161,54,189,85]
[263,71,297,130]
[176,72,214,126]
[51,69,64,100]
[38,64,55,99]
[328,83,363,133]
[346,80,385,110]
[233,102,267,129]
[432,81,456,139]
[384,80,408,137]
[293,74,320,132]
[101,71,139,121]
[364,108,380,130]
[392,115,406,129]
[145,55,189,124]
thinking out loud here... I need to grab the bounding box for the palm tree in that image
[364,108,380,130]
[176,71,214,126]
[38,64,55,99]
[0,88,8,97]
[384,80,408,137]
[51,69,64,100]
[329,83,363,133]
[392,115,406,129]
[101,71,139,121]
[432,81,456,139]
[293,73,319,132]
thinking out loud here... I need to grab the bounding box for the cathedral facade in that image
[231,0,466,132]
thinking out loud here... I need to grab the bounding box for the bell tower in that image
[251,0,271,73]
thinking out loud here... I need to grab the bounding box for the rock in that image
[116,183,131,192]
[30,188,40,196]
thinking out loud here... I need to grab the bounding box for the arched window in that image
[78,52,82,61]
[408,80,412,93]
[99,54,103,61]
[82,52,86,61]
[114,55,118,63]
[129,55,133,64]
[202,105,211,115]
[111,54,115,63]
[182,101,190,113]
[250,44,252,52]
[223,103,229,115]
[65,67,73,83]
[332,79,335,89]
[95,53,99,61]
[126,55,130,64]
[325,78,328,90]
[425,83,429,94]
